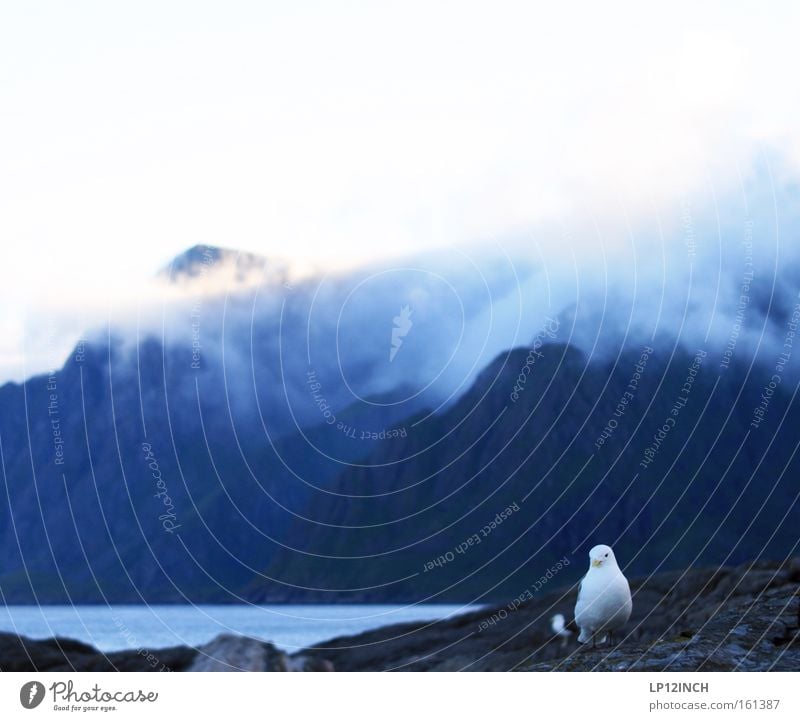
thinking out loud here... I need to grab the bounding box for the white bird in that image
[550,613,572,647]
[574,544,632,646]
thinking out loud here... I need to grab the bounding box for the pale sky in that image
[1,1,799,381]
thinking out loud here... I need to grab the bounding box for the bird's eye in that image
[605,553,609,557]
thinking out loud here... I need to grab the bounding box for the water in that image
[0,604,477,653]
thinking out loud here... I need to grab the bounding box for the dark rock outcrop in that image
[0,632,332,672]
[0,633,196,672]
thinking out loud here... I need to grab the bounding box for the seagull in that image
[574,544,632,647]
[550,613,572,647]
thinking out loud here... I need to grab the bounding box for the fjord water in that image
[0,604,476,653]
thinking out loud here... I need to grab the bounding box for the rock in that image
[187,634,290,671]
[0,633,196,672]
[184,634,336,671]
[286,655,335,672]
[0,631,337,673]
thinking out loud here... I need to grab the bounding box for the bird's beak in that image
[591,559,602,567]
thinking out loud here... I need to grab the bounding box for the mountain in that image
[0,335,432,602]
[0,242,798,604]
[251,341,800,602]
[0,245,538,602]
[157,244,300,289]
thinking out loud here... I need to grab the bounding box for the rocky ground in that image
[1,558,798,671]
[301,557,800,671]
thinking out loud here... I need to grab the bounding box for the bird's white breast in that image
[575,568,632,632]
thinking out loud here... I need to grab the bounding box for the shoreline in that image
[2,558,798,671]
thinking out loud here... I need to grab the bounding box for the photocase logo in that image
[389,305,413,362]
[20,681,45,710]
